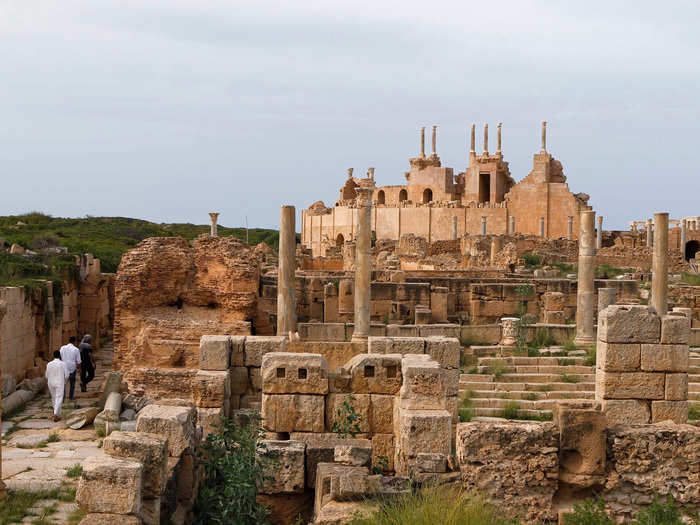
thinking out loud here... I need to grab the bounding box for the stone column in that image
[539,217,545,237]
[452,216,458,240]
[541,120,547,152]
[597,288,616,317]
[490,237,502,265]
[277,205,297,336]
[499,317,519,346]
[352,183,374,341]
[681,219,687,252]
[420,126,426,158]
[567,216,574,240]
[431,125,437,156]
[209,212,219,237]
[509,216,515,234]
[483,123,488,154]
[347,167,354,179]
[596,216,603,249]
[574,210,596,346]
[496,122,502,154]
[630,222,637,231]
[470,124,475,153]
[646,218,653,247]
[652,212,669,316]
[481,216,487,235]
[0,301,6,500]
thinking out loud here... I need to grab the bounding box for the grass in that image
[486,360,507,379]
[562,337,578,352]
[0,212,282,273]
[459,391,475,422]
[528,328,556,350]
[584,347,597,367]
[594,264,626,279]
[349,486,515,525]
[524,393,538,401]
[0,487,74,525]
[500,401,520,419]
[538,384,553,392]
[522,252,542,269]
[66,508,87,525]
[551,261,575,273]
[47,433,59,443]
[689,404,700,421]
[559,373,579,384]
[558,358,576,366]
[65,464,83,478]
[95,427,105,438]
[681,272,700,286]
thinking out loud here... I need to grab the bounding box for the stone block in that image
[640,344,689,372]
[412,453,446,473]
[596,371,665,399]
[660,314,691,345]
[245,336,287,367]
[136,404,196,457]
[229,367,249,395]
[103,431,168,498]
[78,515,142,525]
[597,305,660,343]
[425,337,460,369]
[334,444,372,467]
[76,453,143,515]
[444,368,460,397]
[230,336,246,366]
[369,394,394,434]
[249,366,262,391]
[544,292,566,311]
[651,400,688,424]
[262,352,329,395]
[140,497,160,525]
[258,440,306,494]
[290,433,371,488]
[198,335,230,370]
[596,342,640,372]
[390,337,425,355]
[367,337,392,354]
[192,370,230,409]
[665,373,688,401]
[396,409,451,460]
[329,372,351,393]
[371,434,395,473]
[197,407,223,438]
[346,354,402,394]
[601,399,650,425]
[544,311,566,324]
[325,393,370,434]
[399,357,446,409]
[556,406,606,480]
[262,394,324,433]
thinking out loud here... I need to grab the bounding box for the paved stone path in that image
[2,339,113,524]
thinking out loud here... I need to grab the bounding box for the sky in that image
[1,0,699,230]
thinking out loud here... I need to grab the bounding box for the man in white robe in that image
[45,350,69,421]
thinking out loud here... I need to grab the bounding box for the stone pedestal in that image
[574,211,596,346]
[597,288,616,317]
[277,206,297,336]
[352,183,374,341]
[652,212,669,316]
[499,317,519,347]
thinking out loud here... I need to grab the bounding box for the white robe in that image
[45,359,69,416]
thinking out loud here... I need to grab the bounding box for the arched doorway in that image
[686,240,700,261]
[377,190,385,204]
[422,188,433,204]
[399,189,408,202]
[336,234,345,249]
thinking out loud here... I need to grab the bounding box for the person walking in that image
[79,334,96,392]
[60,336,81,401]
[45,350,69,421]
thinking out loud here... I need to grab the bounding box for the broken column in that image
[574,210,596,346]
[652,212,669,316]
[481,216,487,235]
[597,288,616,317]
[483,123,489,154]
[646,218,653,247]
[596,216,603,249]
[420,126,426,158]
[496,122,502,154]
[681,219,687,252]
[208,212,219,237]
[277,205,297,336]
[352,181,374,341]
[452,216,458,240]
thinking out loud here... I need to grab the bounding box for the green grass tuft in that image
[65,464,83,478]
[689,404,700,421]
[486,360,507,379]
[501,401,520,419]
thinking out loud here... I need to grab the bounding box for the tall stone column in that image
[574,211,596,346]
[431,125,437,157]
[481,216,487,235]
[567,216,574,240]
[652,212,669,316]
[681,219,687,252]
[470,124,475,154]
[277,206,297,336]
[596,216,603,249]
[490,237,502,265]
[452,216,458,240]
[539,217,545,237]
[352,183,375,341]
[483,124,488,154]
[541,121,547,152]
[509,216,515,234]
[597,288,616,317]
[0,301,6,500]
[496,122,502,154]
[209,212,219,237]
[420,126,426,158]
[646,218,653,247]
[630,222,637,232]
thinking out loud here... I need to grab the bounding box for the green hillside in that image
[0,213,279,273]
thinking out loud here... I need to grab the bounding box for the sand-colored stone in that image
[601,399,650,425]
[664,373,688,401]
[597,305,660,343]
[258,440,306,494]
[262,394,324,433]
[76,453,143,515]
[135,404,195,457]
[651,400,688,424]
[596,370,665,400]
[103,431,167,498]
[640,344,689,372]
[596,342,640,372]
[262,352,329,395]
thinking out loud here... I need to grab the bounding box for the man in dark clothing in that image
[79,335,96,392]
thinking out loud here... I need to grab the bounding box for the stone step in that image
[460,382,595,393]
[476,365,593,375]
[690,375,700,383]
[688,384,700,393]
[494,373,595,384]
[477,356,587,366]
[468,397,589,410]
[461,389,595,401]
[471,407,553,419]
[460,374,494,383]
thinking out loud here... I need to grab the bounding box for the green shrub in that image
[551,261,574,273]
[66,464,83,478]
[564,498,613,525]
[331,394,364,438]
[631,495,683,525]
[372,455,390,475]
[689,404,700,421]
[559,373,579,384]
[194,414,277,525]
[529,328,555,350]
[459,393,474,422]
[522,253,542,269]
[584,347,597,367]
[501,401,520,420]
[595,264,626,279]
[486,360,507,379]
[681,273,700,286]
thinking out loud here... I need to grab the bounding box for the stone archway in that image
[336,234,345,249]
[377,190,385,205]
[685,240,700,261]
[399,189,408,202]
[422,188,433,204]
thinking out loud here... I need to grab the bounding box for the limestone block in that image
[651,400,688,424]
[544,311,566,324]
[665,373,688,401]
[544,292,566,311]
[249,367,262,391]
[660,314,691,345]
[257,493,314,525]
[367,337,392,354]
[290,433,371,488]
[597,305,660,343]
[399,357,446,410]
[136,404,196,457]
[325,393,370,434]
[258,440,306,494]
[334,444,372,467]
[140,497,160,525]
[369,394,394,434]
[425,337,460,369]
[229,367,249,395]
[103,431,167,498]
[596,371,665,399]
[391,337,426,355]
[230,335,246,366]
[596,342,640,372]
[196,407,223,438]
[78,515,142,525]
[192,370,230,409]
[262,352,329,395]
[640,344,689,372]
[315,463,369,507]
[396,409,451,459]
[244,336,286,367]
[262,394,324,433]
[446,395,459,425]
[371,434,395,473]
[412,453,447,473]
[198,335,230,370]
[76,453,143,515]
[444,368,460,397]
[556,406,606,480]
[66,407,99,429]
[329,372,351,393]
[601,399,650,425]
[345,354,402,394]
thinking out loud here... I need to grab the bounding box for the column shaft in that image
[596,216,603,249]
[652,212,669,316]
[352,186,373,341]
[452,216,458,240]
[646,219,653,247]
[574,211,596,345]
[681,219,687,252]
[277,206,297,335]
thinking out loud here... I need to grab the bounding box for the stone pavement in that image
[2,339,113,523]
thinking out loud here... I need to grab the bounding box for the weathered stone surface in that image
[412,453,447,473]
[262,352,329,395]
[425,337,460,369]
[245,336,286,367]
[198,335,231,370]
[371,434,395,473]
[257,493,314,525]
[344,353,402,394]
[651,400,688,424]
[136,404,196,457]
[258,440,306,494]
[369,394,393,434]
[66,407,100,429]
[640,344,689,372]
[197,407,223,437]
[597,305,660,343]
[665,373,688,401]
[229,366,249,395]
[325,393,370,434]
[556,404,606,484]
[192,370,230,409]
[289,433,371,488]
[78,514,142,525]
[456,422,558,523]
[399,356,446,409]
[76,453,143,515]
[596,371,665,399]
[601,399,650,425]
[660,314,691,345]
[103,431,168,498]
[262,394,324,433]
[124,367,196,403]
[334,444,372,467]
[596,342,640,372]
[230,335,246,366]
[395,409,451,475]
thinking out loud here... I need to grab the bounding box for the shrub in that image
[681,273,700,286]
[689,404,700,421]
[584,347,597,367]
[559,373,579,384]
[529,328,555,349]
[372,455,390,475]
[486,360,507,379]
[522,253,542,269]
[331,394,363,438]
[459,392,474,423]
[631,495,683,525]
[501,401,520,420]
[564,498,613,525]
[194,414,277,525]
[66,464,83,478]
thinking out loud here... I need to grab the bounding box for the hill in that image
[0,213,280,273]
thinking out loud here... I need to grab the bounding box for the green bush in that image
[564,498,613,525]
[681,273,700,286]
[331,394,364,438]
[522,253,542,269]
[459,392,474,422]
[486,360,507,379]
[689,404,700,421]
[564,495,687,525]
[501,401,520,420]
[194,414,277,525]
[595,264,626,279]
[529,328,556,350]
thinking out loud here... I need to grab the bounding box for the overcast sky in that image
[1,1,698,230]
